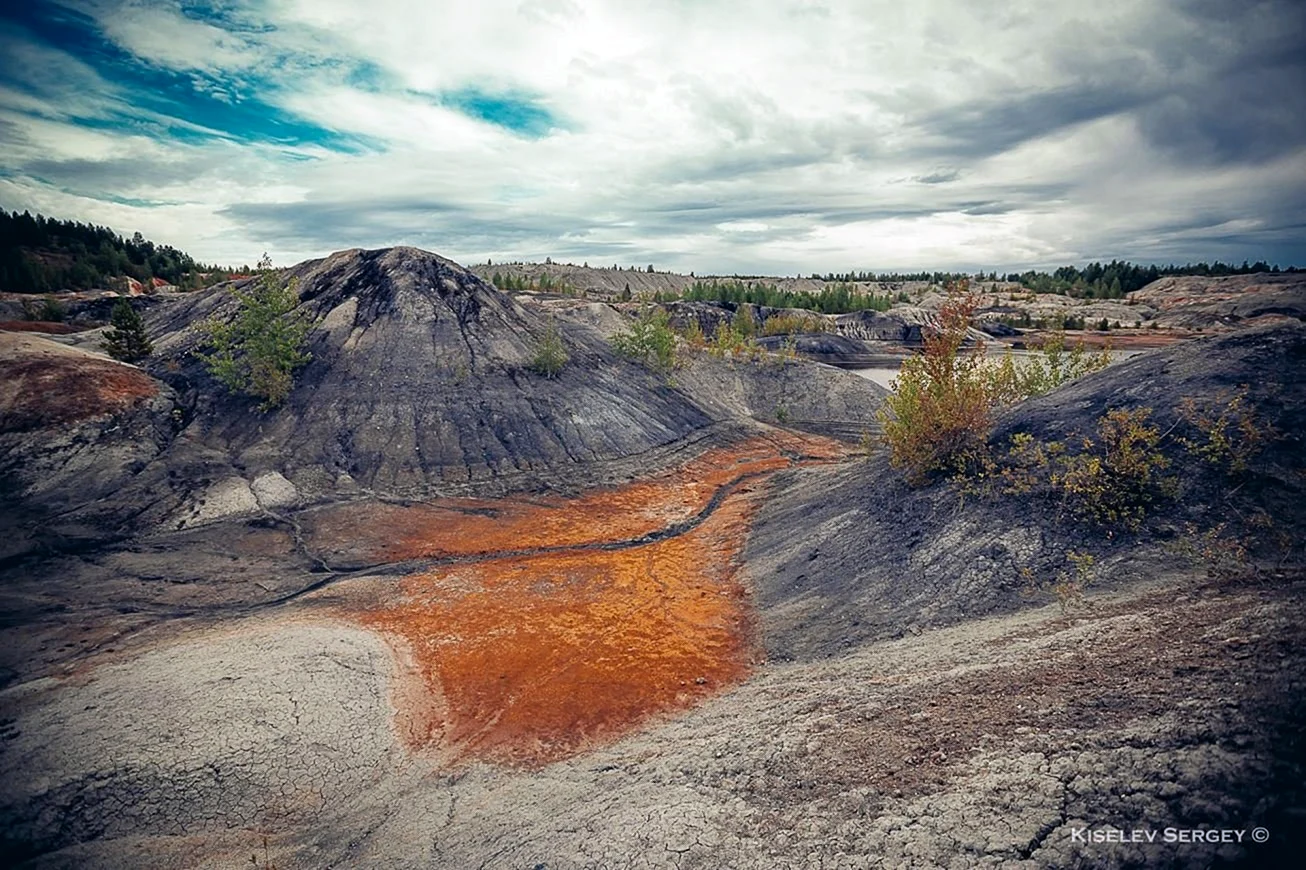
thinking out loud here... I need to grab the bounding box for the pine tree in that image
[102,298,153,362]
[197,272,313,410]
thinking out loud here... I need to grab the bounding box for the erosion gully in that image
[299,430,850,768]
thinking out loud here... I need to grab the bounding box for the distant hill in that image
[0,209,234,294]
[468,261,948,308]
[473,259,1303,308]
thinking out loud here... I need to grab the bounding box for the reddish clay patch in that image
[351,432,847,767]
[306,431,845,565]
[0,356,157,433]
[0,321,80,334]
[1007,329,1197,350]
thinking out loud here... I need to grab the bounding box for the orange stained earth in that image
[0,355,157,433]
[354,431,848,768]
[307,431,847,564]
[0,320,80,334]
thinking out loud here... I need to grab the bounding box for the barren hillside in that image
[1,251,1302,869]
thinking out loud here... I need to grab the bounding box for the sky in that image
[1,0,1304,274]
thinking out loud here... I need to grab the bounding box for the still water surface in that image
[850,348,1145,391]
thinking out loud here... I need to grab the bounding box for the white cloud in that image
[0,0,1302,271]
[88,0,263,75]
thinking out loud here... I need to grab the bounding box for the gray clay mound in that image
[746,320,1306,661]
[1,246,885,563]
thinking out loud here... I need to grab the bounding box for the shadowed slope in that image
[146,246,724,499]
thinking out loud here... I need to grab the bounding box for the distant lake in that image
[851,367,900,389]
[850,347,1146,391]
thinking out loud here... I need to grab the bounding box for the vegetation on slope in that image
[876,280,1111,482]
[0,209,234,293]
[196,264,314,410]
[1003,259,1301,298]
[101,299,153,362]
[875,281,1283,587]
[678,279,900,313]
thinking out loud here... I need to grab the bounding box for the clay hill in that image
[1126,272,1306,328]
[0,246,880,562]
[1,247,1304,869]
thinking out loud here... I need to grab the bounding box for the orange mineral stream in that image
[352,432,847,768]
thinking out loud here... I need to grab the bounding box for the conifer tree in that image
[102,298,153,362]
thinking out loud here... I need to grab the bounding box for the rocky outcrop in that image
[140,248,879,501]
[1128,273,1306,329]
[0,334,180,561]
[144,246,723,501]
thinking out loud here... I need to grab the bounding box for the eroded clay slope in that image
[144,246,877,501]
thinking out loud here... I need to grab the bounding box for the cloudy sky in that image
[1,0,1303,274]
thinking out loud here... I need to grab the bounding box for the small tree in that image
[197,270,313,410]
[102,298,153,362]
[877,283,992,482]
[529,318,569,378]
[734,306,757,339]
[611,305,678,375]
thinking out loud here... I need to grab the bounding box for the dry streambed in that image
[0,431,853,863]
[319,431,847,767]
[3,421,1300,868]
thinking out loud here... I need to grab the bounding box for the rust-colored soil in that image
[1008,329,1196,350]
[0,320,80,334]
[0,355,157,433]
[350,432,847,768]
[306,432,846,564]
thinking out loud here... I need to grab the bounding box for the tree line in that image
[814,260,1298,300]
[678,279,900,313]
[0,209,234,293]
[1002,259,1298,299]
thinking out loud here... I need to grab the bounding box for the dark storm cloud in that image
[656,147,838,184]
[23,155,221,190]
[914,85,1148,160]
[1135,60,1306,166]
[914,170,959,184]
[1082,186,1306,266]
[912,0,1306,170]
[222,198,600,255]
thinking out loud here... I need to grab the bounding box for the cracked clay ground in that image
[1,432,1302,868]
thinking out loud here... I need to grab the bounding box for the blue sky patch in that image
[440,87,562,138]
[0,1,373,152]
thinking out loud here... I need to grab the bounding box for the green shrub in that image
[734,306,757,339]
[196,270,314,410]
[1030,550,1096,614]
[24,297,66,322]
[985,330,1110,404]
[1052,407,1171,531]
[102,298,153,362]
[877,284,993,482]
[760,312,830,336]
[1176,386,1271,474]
[529,318,569,378]
[680,318,706,349]
[41,297,66,322]
[611,305,678,375]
